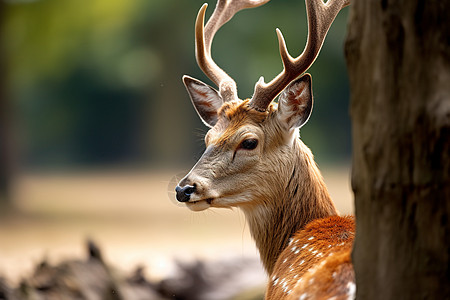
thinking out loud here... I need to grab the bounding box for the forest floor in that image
[0,166,353,286]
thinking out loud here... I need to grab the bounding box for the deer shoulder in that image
[268,216,355,300]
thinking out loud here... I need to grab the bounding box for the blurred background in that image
[0,0,353,292]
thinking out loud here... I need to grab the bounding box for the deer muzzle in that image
[175,184,196,202]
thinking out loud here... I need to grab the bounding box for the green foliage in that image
[3,0,351,169]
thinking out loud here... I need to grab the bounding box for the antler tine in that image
[204,0,271,53]
[250,0,350,111]
[195,0,270,102]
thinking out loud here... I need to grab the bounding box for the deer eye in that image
[239,139,258,150]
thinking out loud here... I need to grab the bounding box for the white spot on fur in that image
[347,281,356,300]
[299,259,305,265]
[295,249,300,254]
[308,236,314,240]
[294,277,304,289]
[292,246,297,252]
[299,292,308,300]
[301,243,309,249]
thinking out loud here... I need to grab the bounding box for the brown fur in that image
[179,101,355,299]
[214,103,355,299]
[266,216,355,299]
[213,100,268,146]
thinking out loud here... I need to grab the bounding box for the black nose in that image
[175,185,196,202]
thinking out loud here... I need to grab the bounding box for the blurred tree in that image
[2,0,351,175]
[4,0,150,168]
[346,0,450,298]
[0,0,14,206]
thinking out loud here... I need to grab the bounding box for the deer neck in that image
[241,140,337,275]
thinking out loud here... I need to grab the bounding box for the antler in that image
[249,0,350,111]
[195,0,270,102]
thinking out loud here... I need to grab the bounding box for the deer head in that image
[176,0,349,213]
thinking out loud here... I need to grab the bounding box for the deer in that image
[175,0,354,299]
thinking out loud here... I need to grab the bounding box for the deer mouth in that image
[186,198,214,211]
[190,198,213,205]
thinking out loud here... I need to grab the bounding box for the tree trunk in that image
[345,0,450,299]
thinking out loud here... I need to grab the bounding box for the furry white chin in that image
[185,199,213,211]
[185,196,248,212]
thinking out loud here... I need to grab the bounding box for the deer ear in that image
[183,75,223,128]
[276,73,313,129]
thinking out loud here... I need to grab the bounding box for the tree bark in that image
[345,0,450,299]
